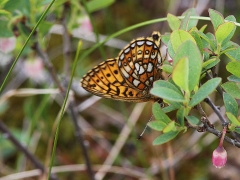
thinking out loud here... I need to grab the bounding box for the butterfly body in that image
[80,31,162,102]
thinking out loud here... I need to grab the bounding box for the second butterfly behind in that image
[80,31,163,102]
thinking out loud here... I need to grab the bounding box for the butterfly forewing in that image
[80,31,162,102]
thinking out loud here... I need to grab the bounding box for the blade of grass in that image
[47,41,83,179]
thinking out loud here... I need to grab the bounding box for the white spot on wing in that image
[132,73,138,79]
[124,47,130,53]
[147,62,153,72]
[120,53,124,60]
[137,41,144,46]
[139,66,145,74]
[149,76,153,82]
[131,42,136,48]
[118,61,121,67]
[135,63,140,71]
[158,55,162,63]
[146,41,153,46]
[133,79,140,87]
[125,65,131,72]
[121,68,129,78]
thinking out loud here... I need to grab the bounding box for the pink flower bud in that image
[212,146,227,168]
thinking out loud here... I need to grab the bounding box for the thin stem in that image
[204,97,228,125]
[68,102,95,180]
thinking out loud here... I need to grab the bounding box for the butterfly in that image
[80,31,163,102]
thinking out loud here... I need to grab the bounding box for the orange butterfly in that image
[80,31,163,102]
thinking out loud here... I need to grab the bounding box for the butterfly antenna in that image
[137,114,154,140]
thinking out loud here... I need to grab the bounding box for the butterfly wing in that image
[117,32,162,94]
[80,59,153,102]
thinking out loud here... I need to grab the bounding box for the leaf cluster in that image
[149,9,240,145]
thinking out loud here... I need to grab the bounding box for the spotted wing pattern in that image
[118,31,162,94]
[80,31,162,102]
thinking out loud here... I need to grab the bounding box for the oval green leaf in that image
[174,41,202,91]
[223,93,238,117]
[226,112,240,126]
[186,115,200,125]
[215,22,235,45]
[172,57,189,92]
[222,82,240,99]
[226,61,240,78]
[150,87,185,102]
[148,121,167,131]
[163,121,177,133]
[170,30,196,52]
[152,102,171,124]
[189,78,221,107]
[153,130,180,145]
[208,9,224,31]
[167,13,181,31]
[153,80,182,94]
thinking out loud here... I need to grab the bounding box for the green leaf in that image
[190,31,203,54]
[162,105,178,113]
[225,15,236,22]
[86,0,115,13]
[215,22,235,46]
[153,80,182,94]
[228,75,240,83]
[225,47,240,61]
[167,13,181,31]
[163,121,177,133]
[161,34,170,45]
[172,57,189,91]
[197,31,216,50]
[150,87,185,102]
[221,82,240,99]
[199,24,208,32]
[170,30,196,52]
[148,121,167,131]
[234,127,240,134]
[180,8,198,31]
[186,116,200,125]
[152,102,171,124]
[174,41,202,91]
[153,130,180,145]
[226,61,240,78]
[161,64,173,74]
[223,93,238,117]
[222,41,239,51]
[202,57,220,71]
[176,107,185,126]
[189,78,221,107]
[209,9,224,31]
[226,112,240,126]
